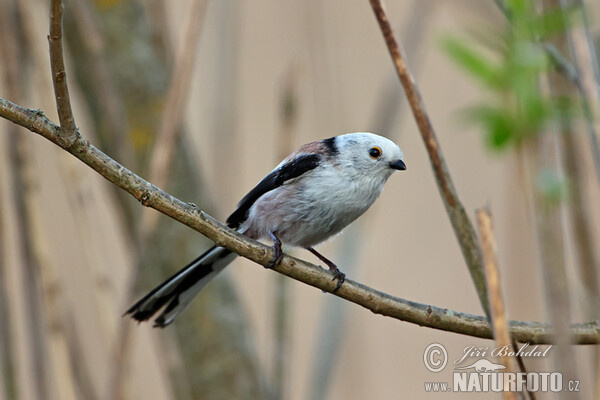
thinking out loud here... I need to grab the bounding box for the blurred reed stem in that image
[0,1,19,397]
[1,1,52,398]
[555,0,600,317]
[535,46,578,400]
[270,67,298,400]
[537,2,594,397]
[141,0,208,236]
[564,0,600,183]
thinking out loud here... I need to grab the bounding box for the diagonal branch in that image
[1,96,599,344]
[48,0,77,146]
[368,0,490,316]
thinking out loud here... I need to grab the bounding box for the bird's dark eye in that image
[368,146,382,159]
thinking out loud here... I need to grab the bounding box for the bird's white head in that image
[333,132,406,180]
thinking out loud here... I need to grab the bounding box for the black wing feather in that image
[226,153,321,229]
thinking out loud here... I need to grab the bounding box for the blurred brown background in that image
[1,0,599,399]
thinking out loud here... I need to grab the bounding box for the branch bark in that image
[477,208,519,398]
[1,97,599,344]
[48,0,77,146]
[368,0,490,316]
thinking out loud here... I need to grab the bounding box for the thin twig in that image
[48,0,77,146]
[368,0,490,317]
[2,97,600,344]
[477,208,518,399]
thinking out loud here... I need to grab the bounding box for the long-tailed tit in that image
[127,132,406,327]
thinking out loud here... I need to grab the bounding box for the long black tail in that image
[126,246,237,327]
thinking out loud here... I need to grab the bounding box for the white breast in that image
[241,164,388,248]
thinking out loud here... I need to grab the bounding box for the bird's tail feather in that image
[126,246,237,327]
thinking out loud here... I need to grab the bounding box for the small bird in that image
[126,132,406,327]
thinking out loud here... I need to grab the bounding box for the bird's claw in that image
[331,268,345,292]
[266,232,284,269]
[267,251,283,269]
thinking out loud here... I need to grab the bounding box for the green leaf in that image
[441,38,502,88]
[442,0,578,153]
[531,5,578,39]
[464,106,515,150]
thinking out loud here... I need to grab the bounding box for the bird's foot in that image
[330,267,346,292]
[306,247,345,292]
[267,231,283,269]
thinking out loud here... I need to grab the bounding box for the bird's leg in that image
[306,247,345,291]
[268,231,284,268]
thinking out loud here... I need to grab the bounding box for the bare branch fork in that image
[0,0,597,344]
[1,97,599,344]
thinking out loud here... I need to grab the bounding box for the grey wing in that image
[226,153,321,229]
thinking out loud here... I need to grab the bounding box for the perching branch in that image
[368,0,490,317]
[1,97,599,344]
[48,0,77,146]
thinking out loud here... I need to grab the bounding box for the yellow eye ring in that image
[369,146,382,159]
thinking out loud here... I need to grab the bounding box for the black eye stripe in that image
[369,147,382,159]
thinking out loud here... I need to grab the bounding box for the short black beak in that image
[389,159,407,171]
